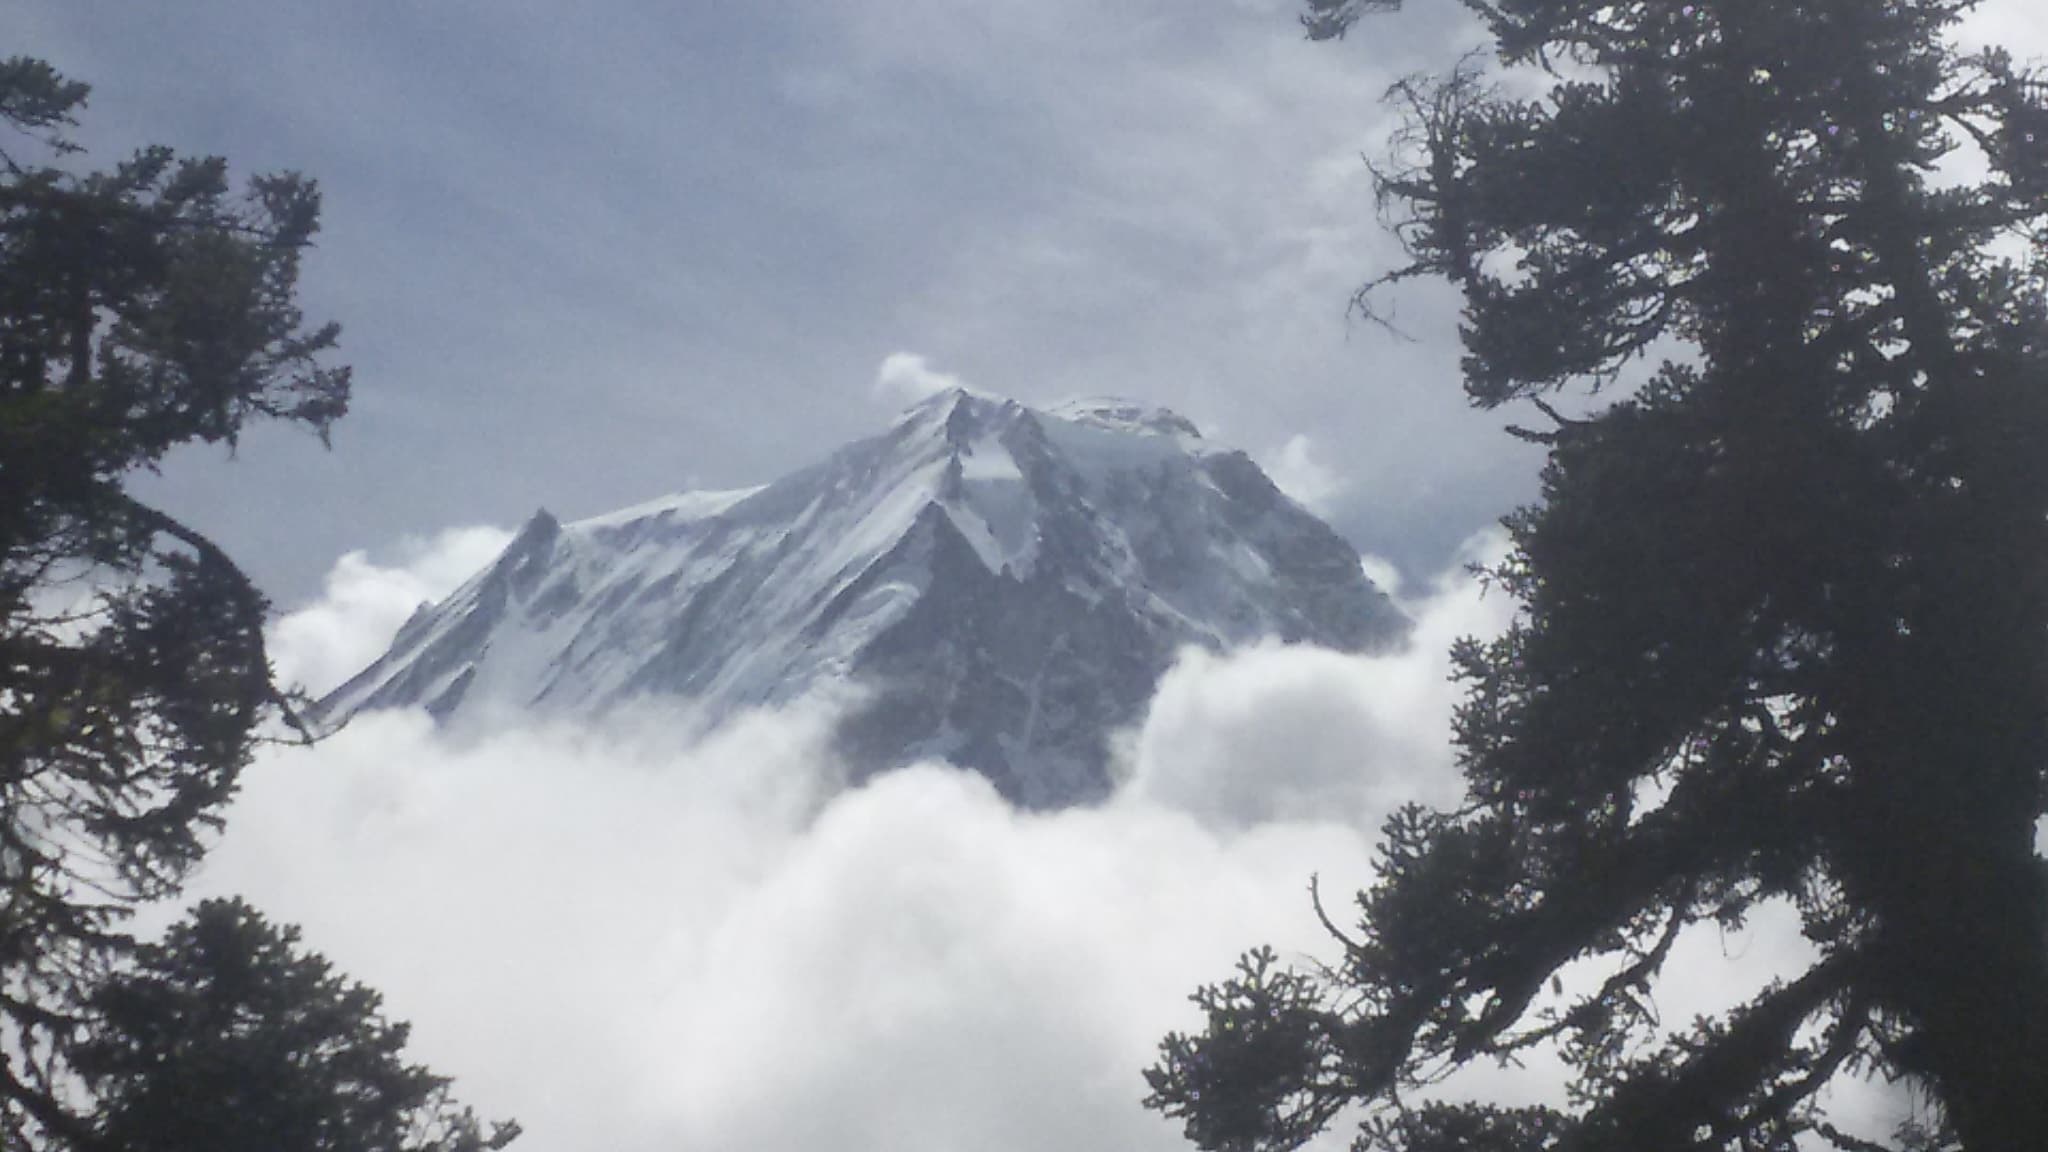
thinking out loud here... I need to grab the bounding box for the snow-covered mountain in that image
[318,390,1407,807]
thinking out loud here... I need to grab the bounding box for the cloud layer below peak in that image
[184,527,1905,1150]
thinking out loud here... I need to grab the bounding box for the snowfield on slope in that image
[320,390,1407,807]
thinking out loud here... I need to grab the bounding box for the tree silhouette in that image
[2,57,504,1150]
[73,899,518,1152]
[1146,3,2048,1150]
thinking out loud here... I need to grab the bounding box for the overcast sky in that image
[20,3,2048,603]
[18,0,1521,603]
[21,4,2048,1150]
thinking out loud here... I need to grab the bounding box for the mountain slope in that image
[319,390,1407,806]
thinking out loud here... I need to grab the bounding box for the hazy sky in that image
[19,0,1523,604]
[20,3,2048,604]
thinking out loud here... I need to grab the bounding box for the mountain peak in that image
[320,392,1406,807]
[898,388,1200,445]
[1049,396,1204,442]
[898,384,1008,420]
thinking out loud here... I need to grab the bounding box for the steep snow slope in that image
[319,390,1406,806]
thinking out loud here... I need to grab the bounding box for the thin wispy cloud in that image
[872,352,968,406]
[1263,433,1348,515]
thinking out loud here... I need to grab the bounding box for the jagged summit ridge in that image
[320,390,1407,807]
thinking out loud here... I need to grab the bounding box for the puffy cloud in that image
[267,526,514,697]
[1263,433,1348,515]
[173,529,1905,1150]
[186,701,845,1151]
[190,700,1383,1152]
[647,770,1383,1151]
[1126,530,1514,829]
[873,351,968,406]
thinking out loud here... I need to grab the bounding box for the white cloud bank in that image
[176,528,1907,1151]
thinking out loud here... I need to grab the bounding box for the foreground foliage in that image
[1146,2,2048,1150]
[75,900,518,1152]
[1,57,509,1148]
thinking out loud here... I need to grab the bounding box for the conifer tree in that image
[1,57,505,1149]
[73,899,519,1152]
[0,54,347,1140]
[1145,3,2048,1150]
